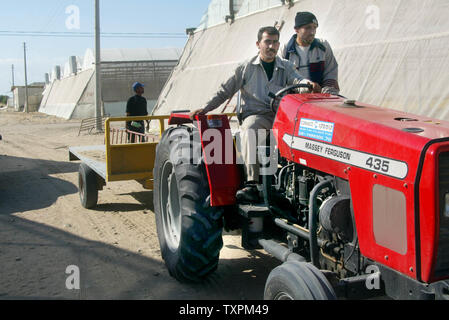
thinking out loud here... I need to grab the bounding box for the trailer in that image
[69,114,236,208]
[69,115,169,208]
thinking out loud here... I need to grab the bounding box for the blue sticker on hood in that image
[298,118,335,143]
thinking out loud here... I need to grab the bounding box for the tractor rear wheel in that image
[153,126,224,282]
[264,261,337,300]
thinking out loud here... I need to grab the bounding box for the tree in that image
[0,95,9,105]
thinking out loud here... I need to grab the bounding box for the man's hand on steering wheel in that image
[270,79,317,113]
[311,82,322,93]
[292,79,320,93]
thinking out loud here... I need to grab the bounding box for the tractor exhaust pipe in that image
[309,178,334,268]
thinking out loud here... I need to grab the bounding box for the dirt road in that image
[0,109,280,300]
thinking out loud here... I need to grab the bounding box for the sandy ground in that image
[0,109,281,300]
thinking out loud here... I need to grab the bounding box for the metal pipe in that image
[274,218,325,247]
[94,0,102,131]
[309,179,333,268]
[258,239,290,261]
[275,218,309,241]
[225,0,235,23]
[258,239,305,263]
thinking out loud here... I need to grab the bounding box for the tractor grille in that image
[435,152,449,278]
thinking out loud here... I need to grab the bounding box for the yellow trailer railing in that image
[104,115,170,189]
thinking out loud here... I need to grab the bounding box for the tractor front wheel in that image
[264,261,337,300]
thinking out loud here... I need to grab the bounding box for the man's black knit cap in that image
[295,12,318,28]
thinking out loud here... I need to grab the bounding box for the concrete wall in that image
[13,87,44,112]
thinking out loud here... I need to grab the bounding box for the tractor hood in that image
[273,93,449,283]
[273,93,449,182]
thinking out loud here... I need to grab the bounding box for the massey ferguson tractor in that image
[152,84,449,300]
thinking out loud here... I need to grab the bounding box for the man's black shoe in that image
[236,185,260,203]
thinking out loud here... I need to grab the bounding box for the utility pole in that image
[11,64,15,87]
[23,42,29,113]
[11,64,15,108]
[94,0,102,131]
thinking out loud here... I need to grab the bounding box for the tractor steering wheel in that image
[270,83,313,113]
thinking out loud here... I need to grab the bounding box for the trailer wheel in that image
[78,163,98,209]
[153,126,223,282]
[264,261,336,300]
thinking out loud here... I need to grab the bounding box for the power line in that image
[0,30,187,39]
[0,30,186,35]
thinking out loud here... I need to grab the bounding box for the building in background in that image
[39,47,182,119]
[7,97,14,108]
[11,82,45,112]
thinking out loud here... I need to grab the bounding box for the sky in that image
[0,0,211,97]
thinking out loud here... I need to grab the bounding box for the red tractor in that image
[153,84,449,300]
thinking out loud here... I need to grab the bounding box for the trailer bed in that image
[69,145,107,179]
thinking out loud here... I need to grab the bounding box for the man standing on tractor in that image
[280,11,340,95]
[126,82,149,143]
[190,26,318,202]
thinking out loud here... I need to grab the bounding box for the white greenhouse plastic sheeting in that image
[39,48,182,119]
[81,48,182,71]
[39,69,95,119]
[100,48,182,63]
[197,0,282,31]
[153,0,449,123]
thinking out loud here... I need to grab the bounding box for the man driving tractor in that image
[190,26,320,203]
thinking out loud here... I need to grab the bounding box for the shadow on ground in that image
[93,191,154,213]
[0,155,280,299]
[0,213,279,300]
[0,155,79,215]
